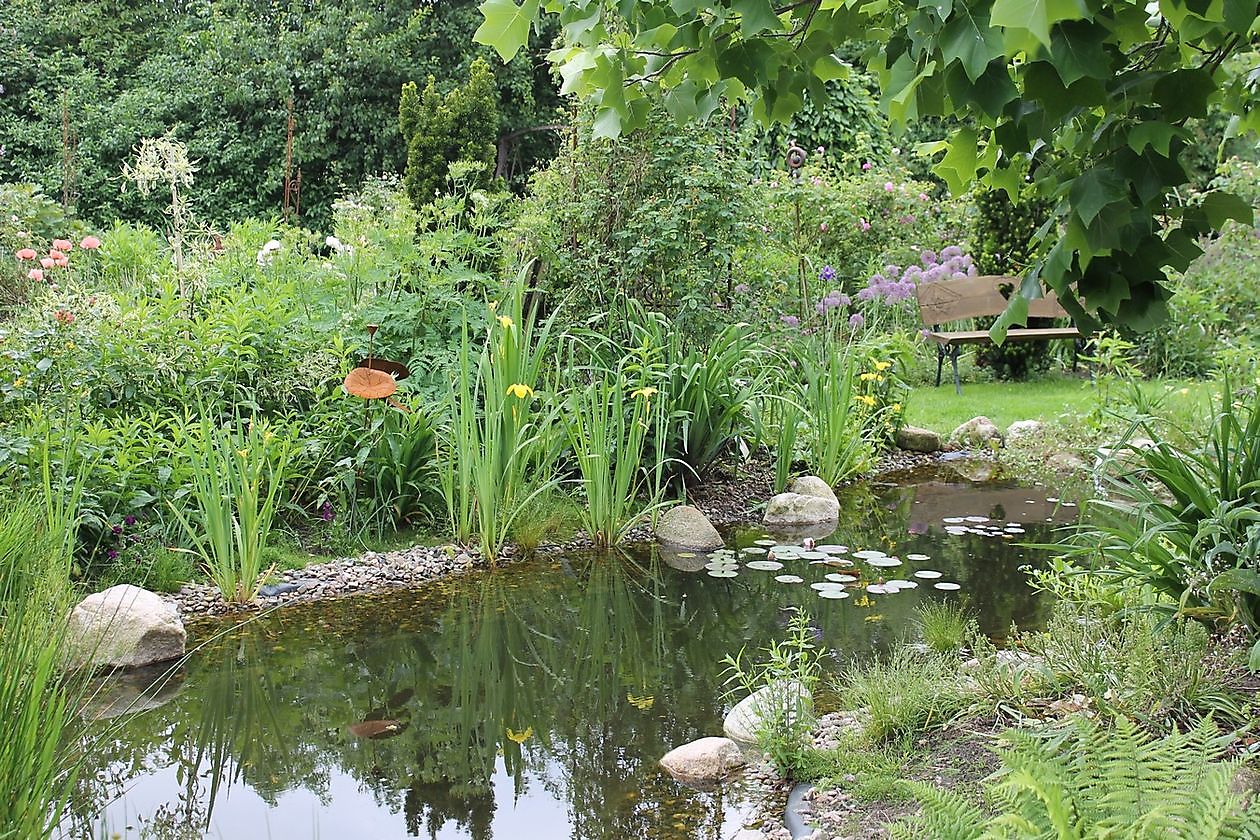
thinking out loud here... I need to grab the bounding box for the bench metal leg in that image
[935,345,945,387]
[950,346,962,395]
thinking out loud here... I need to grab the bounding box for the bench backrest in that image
[916,275,1070,327]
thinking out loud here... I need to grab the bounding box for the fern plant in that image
[891,715,1260,840]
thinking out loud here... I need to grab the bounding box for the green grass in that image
[905,375,1216,434]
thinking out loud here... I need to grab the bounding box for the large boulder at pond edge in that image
[724,679,811,743]
[67,585,186,670]
[1005,419,1044,441]
[655,505,723,550]
[763,476,839,527]
[895,425,942,453]
[659,737,746,781]
[948,416,1004,450]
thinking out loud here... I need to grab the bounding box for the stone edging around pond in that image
[164,449,960,620]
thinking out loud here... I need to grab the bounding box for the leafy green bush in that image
[891,715,1260,840]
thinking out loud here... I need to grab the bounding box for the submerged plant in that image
[168,416,293,603]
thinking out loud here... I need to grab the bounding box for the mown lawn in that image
[904,374,1218,434]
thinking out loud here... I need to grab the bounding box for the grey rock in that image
[1046,450,1088,473]
[948,416,1004,449]
[1006,419,1044,441]
[655,505,724,550]
[724,680,811,743]
[68,585,187,670]
[763,493,840,527]
[786,476,838,504]
[895,425,942,453]
[79,662,185,720]
[659,736,746,781]
[658,546,709,573]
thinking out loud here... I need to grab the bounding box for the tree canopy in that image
[475,0,1260,332]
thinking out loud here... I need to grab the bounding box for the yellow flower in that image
[497,314,513,329]
[506,726,533,744]
[859,372,879,382]
[13,377,25,388]
[488,300,498,312]
[875,360,892,371]
[506,383,534,399]
[631,386,658,400]
[890,403,902,413]
[856,394,877,407]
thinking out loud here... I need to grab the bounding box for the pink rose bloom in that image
[54,256,69,268]
[47,249,64,261]
[54,310,75,325]
[40,257,54,269]
[27,268,44,282]
[15,248,37,261]
[79,235,101,250]
[52,239,72,252]
[883,182,895,192]
[862,161,872,171]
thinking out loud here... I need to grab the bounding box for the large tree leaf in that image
[1069,166,1127,226]
[1200,191,1254,228]
[990,0,1088,48]
[939,3,1002,82]
[731,0,784,35]
[474,0,539,60]
[1048,19,1111,85]
[1152,68,1216,122]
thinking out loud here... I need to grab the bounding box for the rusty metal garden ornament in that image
[343,323,410,411]
[786,143,807,176]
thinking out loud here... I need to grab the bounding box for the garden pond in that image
[73,463,1079,840]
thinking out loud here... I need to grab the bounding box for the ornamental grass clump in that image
[438,270,562,561]
[169,416,293,603]
[563,351,671,548]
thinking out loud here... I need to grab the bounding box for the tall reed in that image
[564,354,671,548]
[169,416,293,603]
[0,499,79,839]
[797,341,875,486]
[438,270,562,561]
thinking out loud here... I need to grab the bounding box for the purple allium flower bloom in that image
[837,293,851,307]
[848,313,865,329]
[921,249,938,266]
[780,314,800,328]
[107,549,119,560]
[920,328,933,339]
[859,218,871,231]
[942,245,963,259]
[124,515,137,526]
[918,192,929,201]
[819,265,837,282]
[883,182,895,191]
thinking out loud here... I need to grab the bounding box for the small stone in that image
[948,416,1004,449]
[659,737,746,781]
[895,425,942,453]
[1006,419,1044,441]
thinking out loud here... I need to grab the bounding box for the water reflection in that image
[74,465,1070,839]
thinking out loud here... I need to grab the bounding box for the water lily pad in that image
[754,538,777,547]
[913,570,943,579]
[810,582,845,591]
[817,589,850,599]
[852,549,887,560]
[811,558,853,568]
[867,557,903,568]
[866,583,892,594]
[746,560,785,571]
[707,569,739,578]
[774,574,804,584]
[933,582,961,591]
[825,573,857,583]
[742,547,768,555]
[799,551,827,560]
[942,517,965,524]
[886,579,918,589]
[905,553,930,561]
[964,515,989,523]
[945,526,968,535]
[817,544,849,554]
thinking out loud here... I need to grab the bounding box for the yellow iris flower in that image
[506,726,533,744]
[506,383,534,399]
[497,314,513,329]
[631,386,658,399]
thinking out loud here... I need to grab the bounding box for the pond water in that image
[71,463,1077,840]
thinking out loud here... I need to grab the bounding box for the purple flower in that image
[848,313,865,329]
[883,182,895,192]
[859,218,871,231]
[862,161,872,171]
[111,524,123,535]
[107,549,119,560]
[919,328,932,340]
[942,245,963,259]
[780,314,800,328]
[816,146,825,155]
[920,249,938,266]
[819,265,837,282]
[918,192,929,202]
[123,515,137,526]
[320,502,335,522]
[819,221,829,232]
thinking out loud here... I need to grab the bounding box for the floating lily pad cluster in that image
[701,537,964,596]
[941,515,1028,538]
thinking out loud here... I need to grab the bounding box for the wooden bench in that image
[917,275,1081,394]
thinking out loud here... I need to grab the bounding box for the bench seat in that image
[926,326,1081,346]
